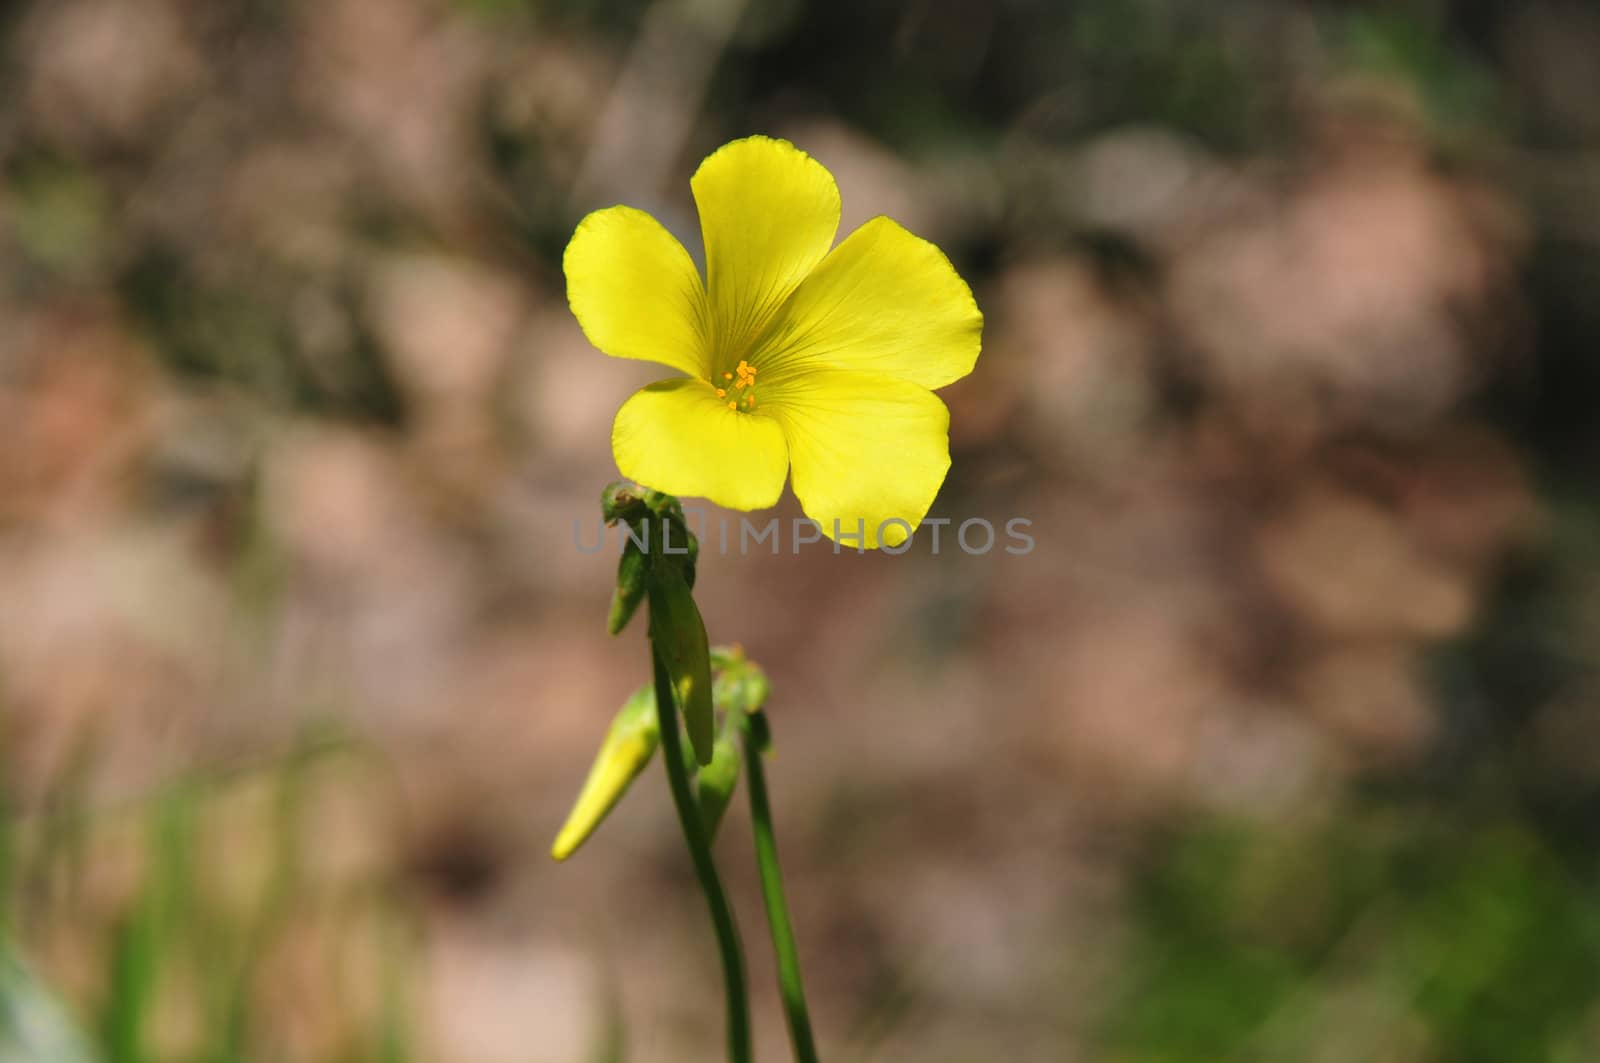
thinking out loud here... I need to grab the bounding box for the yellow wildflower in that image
[563,136,982,548]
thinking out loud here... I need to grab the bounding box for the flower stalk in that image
[742,709,820,1063]
[555,483,826,1062]
[651,644,752,1063]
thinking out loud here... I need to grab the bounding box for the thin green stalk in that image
[742,719,820,1063]
[651,646,751,1063]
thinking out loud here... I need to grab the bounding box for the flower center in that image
[715,359,759,411]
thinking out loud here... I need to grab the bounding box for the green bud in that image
[647,565,714,765]
[607,541,648,635]
[710,644,746,670]
[740,662,770,714]
[708,649,770,719]
[642,490,685,522]
[601,481,646,524]
[712,668,743,715]
[695,719,742,841]
[550,685,659,861]
[747,709,773,756]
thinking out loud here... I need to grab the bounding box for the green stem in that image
[742,717,821,1063]
[651,645,752,1063]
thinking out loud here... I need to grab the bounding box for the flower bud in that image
[710,644,746,670]
[695,720,742,841]
[607,541,648,635]
[740,662,771,714]
[550,685,659,861]
[710,653,770,718]
[600,481,646,524]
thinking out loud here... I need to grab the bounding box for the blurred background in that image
[3,0,1600,1059]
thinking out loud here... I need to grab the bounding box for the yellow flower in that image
[563,136,983,549]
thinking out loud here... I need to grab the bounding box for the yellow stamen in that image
[719,361,759,408]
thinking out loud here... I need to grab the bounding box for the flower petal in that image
[691,136,840,371]
[756,216,983,391]
[612,377,789,511]
[564,206,708,378]
[763,369,951,549]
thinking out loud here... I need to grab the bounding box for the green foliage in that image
[1,740,418,1063]
[1103,810,1600,1062]
[6,153,107,279]
[1339,11,1502,143]
[118,249,407,424]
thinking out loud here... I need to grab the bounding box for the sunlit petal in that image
[755,216,983,391]
[612,377,789,511]
[762,369,951,548]
[565,206,708,378]
[691,136,840,374]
